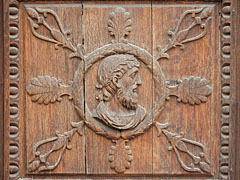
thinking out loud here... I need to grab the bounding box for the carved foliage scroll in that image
[25,6,214,175]
[28,122,83,172]
[155,7,212,60]
[155,122,211,174]
[26,7,76,52]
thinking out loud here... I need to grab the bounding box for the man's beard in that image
[117,86,138,110]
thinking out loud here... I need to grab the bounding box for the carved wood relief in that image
[4,0,238,179]
[25,5,214,174]
[8,0,20,179]
[220,0,232,179]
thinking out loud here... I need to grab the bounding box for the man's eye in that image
[130,73,136,78]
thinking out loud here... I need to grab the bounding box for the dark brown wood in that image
[0,0,4,179]
[152,3,219,176]
[21,4,85,174]
[233,0,240,179]
[3,0,12,179]
[83,2,154,174]
[1,0,240,179]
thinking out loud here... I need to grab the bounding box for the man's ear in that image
[112,76,121,88]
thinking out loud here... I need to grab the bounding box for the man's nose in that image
[136,74,142,85]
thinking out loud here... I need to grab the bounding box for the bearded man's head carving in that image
[93,54,146,130]
[96,54,142,110]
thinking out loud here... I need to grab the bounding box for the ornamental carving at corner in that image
[26,6,212,174]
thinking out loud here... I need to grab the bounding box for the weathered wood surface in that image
[21,4,85,174]
[1,0,240,179]
[152,4,220,176]
[83,2,153,174]
[0,0,4,179]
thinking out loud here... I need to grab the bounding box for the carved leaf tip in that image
[166,76,212,105]
[200,7,213,20]
[69,44,84,60]
[70,121,84,136]
[26,8,40,20]
[26,75,73,105]
[108,7,132,43]
[154,122,170,136]
[155,46,170,61]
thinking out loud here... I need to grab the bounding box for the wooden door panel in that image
[2,0,239,179]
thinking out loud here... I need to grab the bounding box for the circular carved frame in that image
[73,42,166,140]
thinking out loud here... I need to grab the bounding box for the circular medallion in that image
[72,42,166,139]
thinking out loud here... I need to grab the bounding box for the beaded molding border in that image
[8,0,20,179]
[219,0,232,179]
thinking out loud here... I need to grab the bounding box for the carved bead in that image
[9,125,18,134]
[222,26,230,35]
[10,66,18,75]
[10,145,19,154]
[222,66,230,74]
[220,165,229,174]
[9,164,19,174]
[222,6,231,15]
[9,47,18,56]
[9,7,18,16]
[221,105,230,114]
[10,87,18,95]
[222,86,230,94]
[10,106,18,115]
[222,45,230,54]
[220,146,229,155]
[9,26,18,36]
[221,125,229,134]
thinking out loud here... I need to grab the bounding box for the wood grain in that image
[152,3,220,176]
[234,0,240,178]
[21,4,85,174]
[1,0,240,179]
[0,0,4,179]
[83,1,153,175]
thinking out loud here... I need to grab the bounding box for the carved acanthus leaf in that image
[108,7,132,43]
[166,76,212,105]
[109,139,132,173]
[155,7,213,61]
[26,75,73,105]
[154,122,211,174]
[28,121,84,172]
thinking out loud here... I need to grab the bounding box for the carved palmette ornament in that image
[26,7,212,174]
